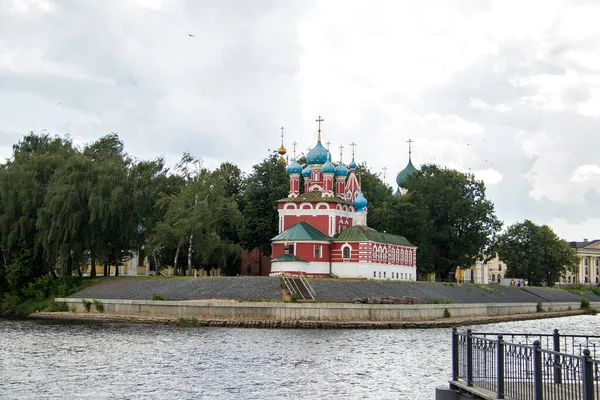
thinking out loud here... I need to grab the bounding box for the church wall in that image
[271,261,330,276]
[332,261,416,280]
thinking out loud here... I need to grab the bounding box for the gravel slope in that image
[69,277,600,304]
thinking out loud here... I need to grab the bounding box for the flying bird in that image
[188,33,195,37]
[56,102,61,105]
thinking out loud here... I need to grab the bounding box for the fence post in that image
[496,335,505,399]
[533,340,543,400]
[582,349,594,400]
[553,328,562,384]
[467,329,473,387]
[452,327,459,381]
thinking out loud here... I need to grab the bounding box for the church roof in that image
[271,254,308,262]
[396,158,417,188]
[278,191,353,205]
[335,225,415,247]
[568,239,600,249]
[272,222,332,242]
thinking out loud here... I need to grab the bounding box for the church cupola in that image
[395,138,417,196]
[353,188,368,226]
[335,145,347,198]
[302,164,312,192]
[287,142,302,198]
[345,142,360,202]
[322,152,335,197]
[277,126,287,164]
[305,116,328,165]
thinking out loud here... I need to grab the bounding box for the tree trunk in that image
[174,237,183,276]
[104,262,108,277]
[115,263,119,276]
[258,248,262,276]
[90,252,97,278]
[187,231,194,277]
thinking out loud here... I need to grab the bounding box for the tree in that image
[239,152,288,274]
[355,162,394,233]
[403,164,502,279]
[496,220,579,286]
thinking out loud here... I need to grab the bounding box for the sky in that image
[1,0,599,241]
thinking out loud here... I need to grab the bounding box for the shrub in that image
[443,308,451,318]
[581,297,590,310]
[92,299,104,312]
[290,295,297,303]
[69,304,77,313]
[152,293,168,301]
[177,317,200,327]
[82,299,91,312]
[536,302,545,313]
[44,301,68,312]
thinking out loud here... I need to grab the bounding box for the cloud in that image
[571,165,600,183]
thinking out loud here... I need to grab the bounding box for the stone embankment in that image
[31,309,587,329]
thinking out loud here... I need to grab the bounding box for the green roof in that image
[396,158,417,188]
[271,254,308,262]
[271,222,332,242]
[278,191,353,205]
[335,225,415,247]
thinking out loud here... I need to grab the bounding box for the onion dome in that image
[396,159,417,188]
[306,140,328,165]
[354,189,368,212]
[287,158,302,174]
[335,162,348,177]
[302,165,312,178]
[394,187,402,197]
[348,157,357,170]
[321,153,335,174]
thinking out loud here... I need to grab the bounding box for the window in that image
[597,259,599,267]
[396,272,399,279]
[400,250,404,263]
[391,249,395,262]
[585,258,588,266]
[499,264,502,271]
[372,246,377,260]
[287,244,295,255]
[401,273,404,279]
[342,246,351,259]
[396,249,399,263]
[373,271,376,278]
[383,271,386,278]
[314,245,321,259]
[383,248,387,261]
[378,271,381,278]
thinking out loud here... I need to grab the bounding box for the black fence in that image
[452,328,600,399]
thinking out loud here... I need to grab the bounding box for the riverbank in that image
[30,308,588,328]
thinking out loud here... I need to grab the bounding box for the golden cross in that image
[326,141,331,151]
[315,116,324,132]
[292,141,297,158]
[407,138,414,159]
[339,144,344,162]
[350,142,357,158]
[382,166,387,181]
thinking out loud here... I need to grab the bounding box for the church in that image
[269,117,417,280]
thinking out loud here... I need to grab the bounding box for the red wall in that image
[272,241,331,262]
[240,248,272,276]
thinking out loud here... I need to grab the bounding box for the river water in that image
[1,315,599,399]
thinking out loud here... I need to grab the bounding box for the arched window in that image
[492,274,496,282]
[372,246,377,261]
[342,246,351,259]
[383,247,387,261]
[396,249,399,263]
[400,250,404,263]
[391,249,395,262]
[404,250,408,264]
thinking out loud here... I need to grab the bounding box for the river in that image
[1,315,598,399]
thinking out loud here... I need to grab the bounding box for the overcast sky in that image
[1,0,599,241]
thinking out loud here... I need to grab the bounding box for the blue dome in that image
[306,141,328,165]
[354,189,368,211]
[321,153,335,174]
[335,162,348,177]
[348,157,357,170]
[287,159,302,174]
[302,165,312,178]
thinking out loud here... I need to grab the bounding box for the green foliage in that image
[239,152,288,256]
[497,220,579,286]
[536,301,545,312]
[290,295,297,303]
[69,304,77,313]
[581,297,590,310]
[400,164,502,279]
[443,308,451,318]
[92,299,104,312]
[177,317,200,327]
[152,293,168,301]
[564,284,600,297]
[82,299,92,312]
[44,301,69,312]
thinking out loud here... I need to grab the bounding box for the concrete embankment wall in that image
[55,298,598,322]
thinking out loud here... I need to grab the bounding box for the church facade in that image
[270,118,417,280]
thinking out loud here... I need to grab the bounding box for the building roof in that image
[396,158,417,188]
[271,254,308,262]
[272,222,332,242]
[568,239,600,249]
[278,191,353,205]
[335,225,415,247]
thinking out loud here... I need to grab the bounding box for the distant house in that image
[560,239,600,284]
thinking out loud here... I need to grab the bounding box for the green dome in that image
[396,159,417,188]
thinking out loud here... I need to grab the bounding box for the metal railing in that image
[280,272,316,301]
[452,328,600,399]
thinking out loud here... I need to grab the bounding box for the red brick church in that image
[269,117,417,280]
